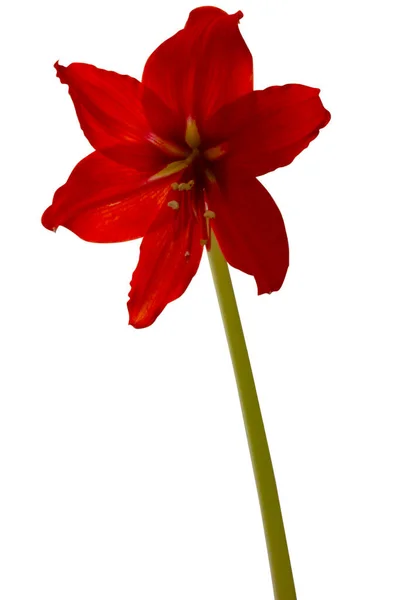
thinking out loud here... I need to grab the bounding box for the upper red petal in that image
[128,196,203,328]
[142,8,253,128]
[55,62,180,169]
[207,174,289,294]
[204,84,330,176]
[42,152,174,243]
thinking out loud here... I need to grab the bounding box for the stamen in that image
[167,200,180,210]
[204,210,215,219]
[200,239,208,246]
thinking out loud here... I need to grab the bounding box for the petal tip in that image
[256,278,284,296]
[256,281,272,295]
[128,317,146,329]
[185,7,244,28]
[186,6,226,26]
[323,108,332,127]
[256,259,288,294]
[41,206,56,231]
[54,60,67,83]
[127,305,155,329]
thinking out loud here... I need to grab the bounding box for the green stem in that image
[207,232,296,600]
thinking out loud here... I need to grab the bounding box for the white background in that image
[1,0,398,598]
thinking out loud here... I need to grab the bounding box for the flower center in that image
[147,119,224,251]
[148,118,225,185]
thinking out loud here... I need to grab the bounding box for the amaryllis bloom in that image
[42,6,330,328]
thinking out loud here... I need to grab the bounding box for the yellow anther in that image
[204,210,215,219]
[167,200,180,210]
[200,239,208,246]
[172,180,196,192]
[185,117,201,149]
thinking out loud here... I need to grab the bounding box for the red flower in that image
[42,6,330,328]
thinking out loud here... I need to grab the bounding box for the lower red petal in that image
[128,197,203,328]
[42,152,172,243]
[207,174,289,294]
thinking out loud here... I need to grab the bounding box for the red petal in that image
[128,198,203,328]
[207,174,289,294]
[142,8,253,129]
[55,62,180,168]
[204,85,330,176]
[42,152,173,243]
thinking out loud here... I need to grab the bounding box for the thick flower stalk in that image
[42,6,330,328]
